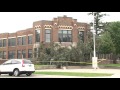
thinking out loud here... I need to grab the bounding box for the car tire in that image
[9,73,13,76]
[26,73,32,76]
[13,69,20,77]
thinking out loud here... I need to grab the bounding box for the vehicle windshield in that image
[23,60,32,64]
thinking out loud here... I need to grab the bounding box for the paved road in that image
[0,74,83,78]
[0,69,120,78]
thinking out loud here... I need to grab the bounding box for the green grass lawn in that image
[34,71,113,77]
[35,65,50,67]
[35,65,53,67]
[101,64,120,67]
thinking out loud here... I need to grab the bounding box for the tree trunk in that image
[112,54,117,64]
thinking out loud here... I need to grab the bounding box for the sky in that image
[0,12,120,33]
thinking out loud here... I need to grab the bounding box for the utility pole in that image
[92,12,98,69]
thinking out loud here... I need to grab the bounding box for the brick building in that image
[0,15,90,60]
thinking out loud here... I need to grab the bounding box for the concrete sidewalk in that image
[35,69,120,78]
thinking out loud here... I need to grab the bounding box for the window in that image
[22,50,26,58]
[3,60,12,65]
[28,49,32,58]
[23,60,32,64]
[17,37,22,45]
[58,30,72,42]
[35,29,40,42]
[3,51,6,59]
[45,30,51,42]
[0,39,2,47]
[0,51,6,59]
[11,60,21,64]
[0,51,2,58]
[8,38,16,46]
[17,50,21,59]
[8,51,15,59]
[28,35,33,44]
[79,31,84,42]
[17,36,26,45]
[22,36,26,45]
[3,39,6,47]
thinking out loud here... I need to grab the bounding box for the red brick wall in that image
[52,24,58,42]
[0,15,90,60]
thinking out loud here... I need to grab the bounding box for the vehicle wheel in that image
[26,73,32,76]
[13,69,20,77]
[9,73,13,76]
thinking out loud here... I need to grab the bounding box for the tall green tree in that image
[100,21,120,63]
[88,12,107,35]
[69,39,92,63]
[99,31,115,54]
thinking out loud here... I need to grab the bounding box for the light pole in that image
[92,12,98,69]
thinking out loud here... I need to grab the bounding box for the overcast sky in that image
[0,12,119,33]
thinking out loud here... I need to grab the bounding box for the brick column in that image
[6,34,9,59]
[72,26,78,43]
[52,25,58,42]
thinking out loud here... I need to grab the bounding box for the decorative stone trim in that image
[45,28,52,29]
[0,38,7,39]
[77,26,85,30]
[54,23,57,25]
[44,25,52,28]
[8,37,16,38]
[58,25,73,29]
[28,34,33,36]
[17,35,27,37]
[35,25,41,29]
[74,24,77,26]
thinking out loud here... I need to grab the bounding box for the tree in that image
[88,12,107,35]
[35,42,49,62]
[99,31,115,54]
[102,21,120,63]
[69,38,92,64]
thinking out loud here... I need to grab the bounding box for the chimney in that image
[63,15,67,17]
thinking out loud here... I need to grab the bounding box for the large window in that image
[0,40,2,47]
[0,51,2,58]
[0,51,6,59]
[22,36,26,45]
[28,35,33,44]
[17,36,26,45]
[3,51,6,59]
[35,29,40,42]
[45,30,51,42]
[58,30,72,42]
[17,37,22,45]
[17,50,21,59]
[3,39,6,47]
[8,38,16,46]
[28,49,32,58]
[22,50,26,58]
[79,31,84,42]
[8,51,15,59]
